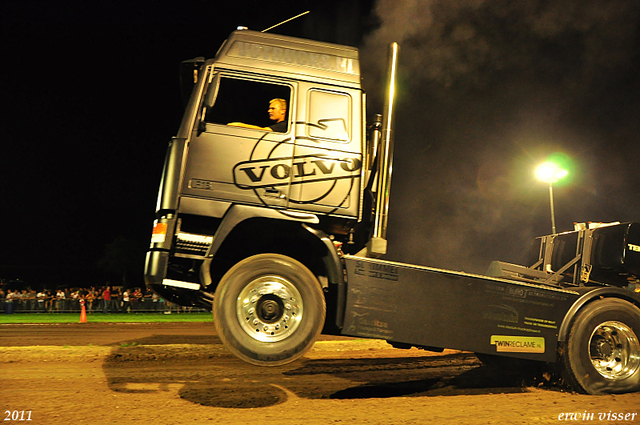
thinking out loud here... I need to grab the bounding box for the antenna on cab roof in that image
[262,10,310,33]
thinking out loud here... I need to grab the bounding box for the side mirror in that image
[198,73,221,135]
[179,57,205,108]
[203,73,221,108]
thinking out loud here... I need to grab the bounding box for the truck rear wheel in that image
[213,253,326,366]
[562,298,640,394]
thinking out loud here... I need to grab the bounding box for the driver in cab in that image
[228,98,287,132]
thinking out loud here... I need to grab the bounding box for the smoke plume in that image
[360,0,640,272]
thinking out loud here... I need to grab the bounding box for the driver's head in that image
[268,98,287,122]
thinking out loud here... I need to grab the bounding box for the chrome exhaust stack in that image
[367,42,399,257]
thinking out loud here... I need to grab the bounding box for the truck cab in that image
[145,29,373,312]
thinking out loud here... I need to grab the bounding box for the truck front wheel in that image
[562,298,640,394]
[213,254,326,366]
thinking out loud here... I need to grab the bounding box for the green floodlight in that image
[535,159,570,234]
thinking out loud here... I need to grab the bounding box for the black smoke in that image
[360,0,640,272]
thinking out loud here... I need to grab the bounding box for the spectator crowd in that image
[0,286,193,314]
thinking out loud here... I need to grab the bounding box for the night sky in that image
[2,0,639,288]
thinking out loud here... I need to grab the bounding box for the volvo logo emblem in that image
[233,155,361,189]
[233,136,361,208]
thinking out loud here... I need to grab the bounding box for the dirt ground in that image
[1,322,639,425]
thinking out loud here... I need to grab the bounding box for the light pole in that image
[535,162,568,234]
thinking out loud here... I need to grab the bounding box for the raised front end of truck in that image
[146,29,382,315]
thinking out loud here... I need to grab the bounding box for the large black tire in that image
[562,298,640,394]
[213,254,326,366]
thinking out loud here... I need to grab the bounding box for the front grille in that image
[175,232,213,257]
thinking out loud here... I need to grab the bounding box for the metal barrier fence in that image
[0,297,208,314]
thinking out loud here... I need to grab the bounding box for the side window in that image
[203,76,291,133]
[307,89,351,142]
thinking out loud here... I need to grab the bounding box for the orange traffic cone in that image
[79,300,87,324]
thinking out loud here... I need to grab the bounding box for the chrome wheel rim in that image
[589,320,640,380]
[237,275,303,342]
